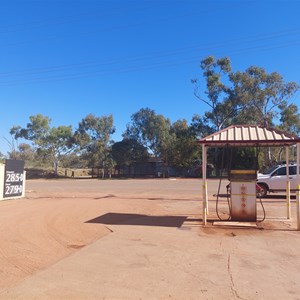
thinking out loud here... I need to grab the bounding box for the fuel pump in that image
[216,147,265,223]
[229,170,257,222]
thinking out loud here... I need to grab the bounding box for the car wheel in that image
[257,183,267,197]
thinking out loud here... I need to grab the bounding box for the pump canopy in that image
[198,125,300,147]
[199,124,300,230]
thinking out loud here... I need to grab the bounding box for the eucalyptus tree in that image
[230,67,299,166]
[10,114,74,174]
[8,143,36,165]
[274,101,300,162]
[111,139,149,168]
[192,56,300,167]
[124,108,201,172]
[189,114,214,139]
[74,114,115,174]
[192,56,299,130]
[124,107,175,159]
[230,67,299,127]
[167,119,201,170]
[191,56,236,131]
[278,101,300,135]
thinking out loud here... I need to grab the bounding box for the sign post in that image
[3,159,25,199]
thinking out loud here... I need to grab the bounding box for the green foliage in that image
[112,139,149,167]
[74,114,115,168]
[193,55,300,130]
[10,114,74,174]
[124,108,174,157]
[124,109,202,170]
[10,114,51,144]
[8,143,36,166]
[167,119,201,169]
[214,147,258,171]
[278,101,300,135]
[192,56,234,131]
[60,152,87,169]
[230,67,299,127]
[190,114,214,139]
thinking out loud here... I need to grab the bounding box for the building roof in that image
[198,125,300,147]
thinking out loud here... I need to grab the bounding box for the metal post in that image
[206,180,209,216]
[22,171,26,198]
[202,144,207,225]
[286,146,291,219]
[297,143,300,230]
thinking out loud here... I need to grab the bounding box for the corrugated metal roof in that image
[199,125,300,147]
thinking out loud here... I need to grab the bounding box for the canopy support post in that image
[286,146,291,219]
[297,143,300,230]
[202,144,207,226]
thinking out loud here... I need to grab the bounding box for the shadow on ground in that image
[216,194,296,200]
[86,213,187,228]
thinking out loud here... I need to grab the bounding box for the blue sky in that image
[0,0,300,154]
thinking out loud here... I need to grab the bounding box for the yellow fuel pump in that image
[229,170,257,222]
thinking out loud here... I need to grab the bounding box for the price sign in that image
[3,160,25,198]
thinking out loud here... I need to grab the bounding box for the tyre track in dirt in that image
[0,193,112,292]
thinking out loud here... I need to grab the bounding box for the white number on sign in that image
[5,185,23,195]
[6,173,24,183]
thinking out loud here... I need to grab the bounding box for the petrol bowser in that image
[229,170,257,222]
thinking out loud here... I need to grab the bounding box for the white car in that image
[257,164,300,197]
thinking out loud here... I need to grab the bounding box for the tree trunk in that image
[53,160,59,176]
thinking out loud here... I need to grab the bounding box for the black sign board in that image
[3,159,25,198]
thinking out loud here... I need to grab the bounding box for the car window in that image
[263,166,279,175]
[289,166,297,175]
[272,167,286,176]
